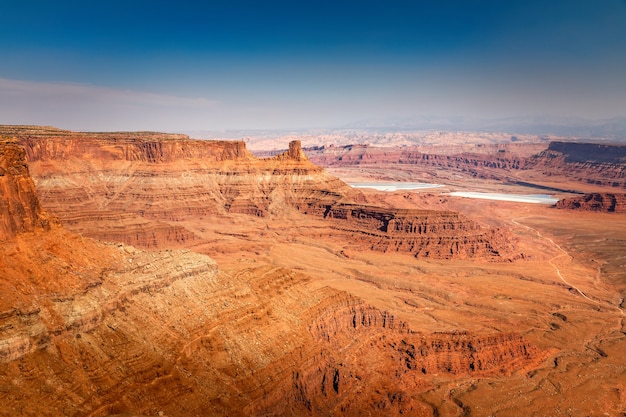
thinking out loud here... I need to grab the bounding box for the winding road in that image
[511,217,624,318]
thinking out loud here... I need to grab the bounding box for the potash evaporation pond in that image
[348,182,558,204]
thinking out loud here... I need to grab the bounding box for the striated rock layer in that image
[297,142,537,183]
[317,204,508,258]
[555,193,626,212]
[17,131,354,248]
[8,128,511,259]
[0,139,53,240]
[295,141,626,190]
[0,255,546,416]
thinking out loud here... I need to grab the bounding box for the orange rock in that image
[15,130,510,259]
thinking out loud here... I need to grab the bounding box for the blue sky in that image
[1,0,625,132]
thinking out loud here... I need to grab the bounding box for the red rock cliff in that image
[21,132,251,163]
[528,142,626,188]
[317,204,509,258]
[300,141,626,190]
[555,193,626,212]
[0,139,52,240]
[8,127,512,259]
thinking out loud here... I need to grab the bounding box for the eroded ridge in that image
[7,128,512,259]
[0,244,545,417]
[318,204,511,258]
[0,138,53,240]
[555,193,626,212]
[0,134,609,416]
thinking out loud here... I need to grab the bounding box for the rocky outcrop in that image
[273,139,308,162]
[555,193,626,212]
[0,138,53,240]
[265,295,543,416]
[299,143,535,182]
[317,204,509,258]
[294,141,626,190]
[528,142,626,188]
[0,134,593,417]
[16,132,354,248]
[4,127,511,259]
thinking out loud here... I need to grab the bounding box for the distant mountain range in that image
[339,116,626,139]
[184,116,626,143]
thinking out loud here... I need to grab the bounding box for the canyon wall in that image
[541,141,626,164]
[0,138,52,240]
[555,193,626,212]
[298,141,626,190]
[301,143,535,182]
[528,142,626,188]
[16,131,356,248]
[6,128,510,259]
[0,137,546,415]
[318,204,509,258]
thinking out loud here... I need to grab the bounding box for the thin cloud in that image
[0,77,221,131]
[0,78,219,108]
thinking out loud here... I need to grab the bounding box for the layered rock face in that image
[11,128,509,259]
[555,193,626,212]
[0,259,545,417]
[0,137,546,416]
[0,138,52,240]
[299,143,536,182]
[319,204,507,258]
[18,131,355,248]
[528,142,626,188]
[283,297,543,416]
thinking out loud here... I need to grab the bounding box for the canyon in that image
[0,126,625,416]
[290,140,626,195]
[16,127,511,260]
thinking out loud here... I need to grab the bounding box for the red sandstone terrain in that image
[1,126,625,416]
[16,128,511,260]
[556,193,626,213]
[288,140,626,195]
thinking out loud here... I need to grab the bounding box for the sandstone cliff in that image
[318,204,508,258]
[528,142,626,188]
[555,193,626,212]
[8,128,510,259]
[296,141,626,190]
[0,138,53,240]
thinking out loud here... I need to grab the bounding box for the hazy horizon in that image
[2,1,625,134]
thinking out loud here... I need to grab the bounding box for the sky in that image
[1,0,625,132]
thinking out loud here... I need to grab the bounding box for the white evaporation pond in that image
[447,192,559,204]
[348,182,444,191]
